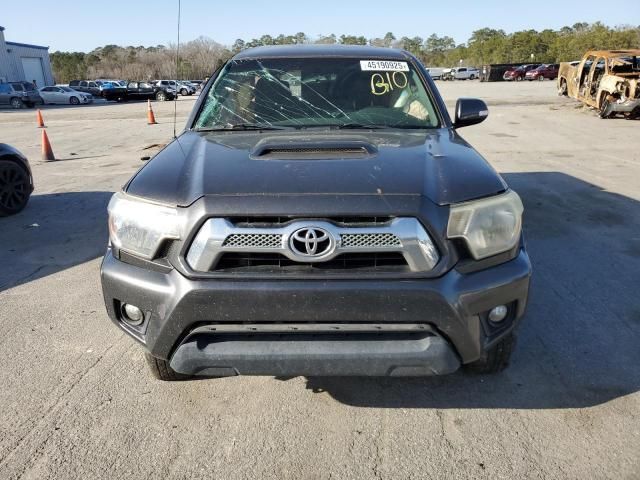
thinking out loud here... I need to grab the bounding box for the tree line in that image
[50,22,639,83]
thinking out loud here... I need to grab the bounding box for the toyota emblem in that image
[289,227,334,257]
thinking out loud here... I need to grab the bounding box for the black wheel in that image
[156,91,166,101]
[469,74,475,80]
[516,76,522,82]
[180,88,188,96]
[538,75,544,81]
[0,160,32,217]
[558,78,568,96]
[144,353,191,381]
[10,97,23,109]
[69,96,80,105]
[465,334,515,374]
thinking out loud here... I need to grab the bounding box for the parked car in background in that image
[525,64,559,81]
[69,80,101,96]
[0,143,33,216]
[426,68,445,80]
[149,82,177,101]
[558,49,640,119]
[0,82,41,108]
[125,81,156,101]
[96,81,127,101]
[155,80,189,96]
[39,86,93,105]
[452,67,479,80]
[177,81,196,96]
[440,68,454,80]
[503,65,539,81]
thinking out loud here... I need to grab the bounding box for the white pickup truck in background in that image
[440,67,480,81]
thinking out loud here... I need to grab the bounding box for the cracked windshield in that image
[195,58,440,130]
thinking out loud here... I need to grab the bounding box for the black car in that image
[100,45,531,381]
[0,144,34,216]
[125,81,156,101]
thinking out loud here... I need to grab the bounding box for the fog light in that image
[121,303,144,326]
[488,305,508,323]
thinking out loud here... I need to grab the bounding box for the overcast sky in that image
[2,0,639,52]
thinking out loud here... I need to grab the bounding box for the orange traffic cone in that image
[36,109,45,128]
[41,129,55,162]
[147,99,157,125]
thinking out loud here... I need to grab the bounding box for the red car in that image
[525,64,559,81]
[503,64,540,81]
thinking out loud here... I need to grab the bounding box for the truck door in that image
[577,55,595,100]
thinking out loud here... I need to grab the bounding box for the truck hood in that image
[126,129,506,207]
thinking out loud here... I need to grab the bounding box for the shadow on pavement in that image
[0,191,112,291]
[304,172,640,409]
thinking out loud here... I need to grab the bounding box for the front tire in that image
[599,93,613,119]
[144,353,190,381]
[469,74,475,80]
[0,160,32,217]
[10,97,23,109]
[558,78,568,96]
[156,91,166,101]
[180,88,188,96]
[69,96,80,105]
[538,75,544,81]
[465,334,515,374]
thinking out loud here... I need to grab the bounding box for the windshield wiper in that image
[196,123,287,132]
[297,123,385,130]
[337,123,385,130]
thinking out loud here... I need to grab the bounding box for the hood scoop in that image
[251,139,377,160]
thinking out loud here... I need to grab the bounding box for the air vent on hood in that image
[251,141,377,159]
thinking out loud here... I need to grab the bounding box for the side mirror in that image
[454,98,489,128]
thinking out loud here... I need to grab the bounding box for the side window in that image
[69,80,78,87]
[80,81,88,87]
[590,57,606,98]
[459,68,466,72]
[89,82,98,87]
[579,56,595,92]
[128,82,137,88]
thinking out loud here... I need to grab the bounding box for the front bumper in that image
[605,97,640,115]
[101,248,531,376]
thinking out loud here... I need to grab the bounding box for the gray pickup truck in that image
[100,45,531,381]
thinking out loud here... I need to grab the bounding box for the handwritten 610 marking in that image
[370,71,408,96]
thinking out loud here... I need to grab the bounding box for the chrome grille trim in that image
[340,233,401,248]
[222,233,282,248]
[186,217,439,273]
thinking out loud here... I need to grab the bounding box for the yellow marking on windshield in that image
[370,72,408,95]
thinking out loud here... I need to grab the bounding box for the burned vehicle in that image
[100,45,531,381]
[558,50,640,119]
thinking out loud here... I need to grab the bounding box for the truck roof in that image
[233,44,411,60]
[584,49,640,57]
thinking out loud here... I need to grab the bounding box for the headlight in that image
[108,192,183,259]
[447,190,523,260]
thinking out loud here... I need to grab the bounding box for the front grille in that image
[341,233,401,248]
[216,252,408,273]
[222,233,282,248]
[186,217,440,274]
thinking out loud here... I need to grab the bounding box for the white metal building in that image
[0,26,54,88]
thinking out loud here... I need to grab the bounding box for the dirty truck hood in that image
[126,129,506,207]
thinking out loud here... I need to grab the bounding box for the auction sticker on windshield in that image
[360,60,409,71]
